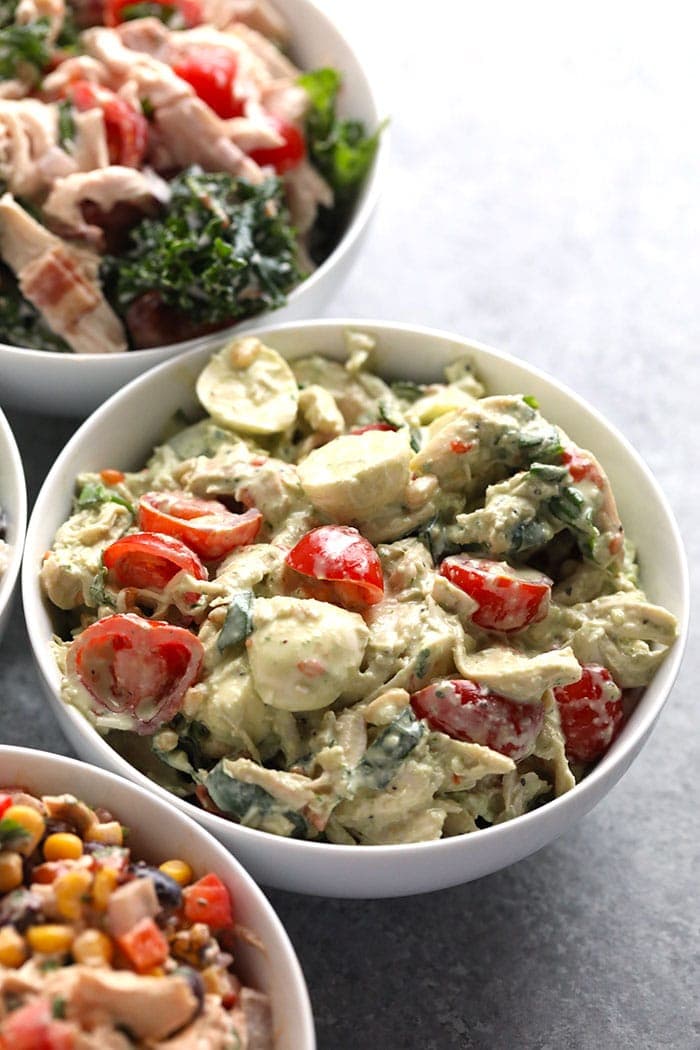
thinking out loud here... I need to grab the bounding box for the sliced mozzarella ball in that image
[248,596,369,711]
[196,337,299,434]
[298,428,412,522]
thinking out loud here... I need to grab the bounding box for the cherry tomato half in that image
[553,663,623,763]
[105,0,201,29]
[286,525,384,610]
[439,555,552,632]
[138,492,262,561]
[410,678,544,762]
[103,531,207,591]
[248,116,305,173]
[66,613,204,734]
[171,46,244,118]
[67,80,148,167]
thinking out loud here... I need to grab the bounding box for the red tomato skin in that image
[105,0,201,28]
[0,1000,75,1050]
[248,117,305,173]
[138,492,262,561]
[0,794,12,818]
[171,48,244,118]
[286,526,384,608]
[67,80,147,167]
[439,556,551,632]
[117,917,169,973]
[103,531,207,591]
[66,613,204,734]
[410,679,544,762]
[553,664,623,763]
[183,872,234,929]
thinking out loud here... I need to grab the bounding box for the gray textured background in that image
[1,2,699,1047]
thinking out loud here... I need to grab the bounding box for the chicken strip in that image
[43,165,170,243]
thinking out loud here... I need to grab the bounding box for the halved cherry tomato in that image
[117,917,169,973]
[67,80,148,167]
[0,794,12,819]
[439,555,552,632]
[286,525,384,609]
[248,116,305,173]
[553,663,623,763]
[0,1000,75,1050]
[171,47,244,118]
[138,492,261,561]
[105,0,201,28]
[66,613,204,734]
[183,872,234,929]
[410,679,544,761]
[103,531,207,591]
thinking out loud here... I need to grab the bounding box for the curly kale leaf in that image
[103,168,302,326]
[0,16,51,80]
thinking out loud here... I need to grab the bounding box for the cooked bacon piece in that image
[0,192,127,353]
[43,165,170,245]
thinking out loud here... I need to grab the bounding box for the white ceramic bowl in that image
[0,745,315,1049]
[22,320,689,898]
[0,0,387,417]
[0,407,27,644]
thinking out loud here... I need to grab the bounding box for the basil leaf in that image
[349,709,425,791]
[217,591,254,652]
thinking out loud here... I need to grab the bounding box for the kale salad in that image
[0,0,380,353]
[40,333,679,846]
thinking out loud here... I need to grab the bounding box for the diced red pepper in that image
[0,795,13,819]
[117,916,169,973]
[183,872,234,929]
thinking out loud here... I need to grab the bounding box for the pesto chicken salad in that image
[41,334,679,845]
[0,0,379,353]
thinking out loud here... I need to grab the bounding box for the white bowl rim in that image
[0,0,388,367]
[0,743,316,1048]
[0,405,27,616]
[21,318,690,877]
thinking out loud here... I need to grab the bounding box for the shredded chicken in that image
[0,99,73,198]
[284,158,334,235]
[43,165,170,242]
[200,0,289,44]
[0,192,127,353]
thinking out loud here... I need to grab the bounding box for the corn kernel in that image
[85,821,123,847]
[92,866,119,911]
[43,832,83,862]
[27,924,75,955]
[0,849,23,893]
[72,928,114,967]
[158,860,194,887]
[0,926,26,968]
[2,805,46,856]
[55,868,93,921]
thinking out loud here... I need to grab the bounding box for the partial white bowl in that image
[0,406,27,644]
[22,320,689,898]
[0,745,315,1050]
[0,0,387,417]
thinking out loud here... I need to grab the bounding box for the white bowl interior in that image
[21,320,689,898]
[0,745,315,1050]
[0,0,388,416]
[0,407,27,642]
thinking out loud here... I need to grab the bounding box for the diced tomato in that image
[286,525,384,610]
[105,0,201,28]
[410,679,544,761]
[117,916,169,973]
[349,422,396,435]
[183,872,234,929]
[561,446,605,488]
[0,794,12,819]
[171,46,244,118]
[248,116,305,173]
[103,531,207,591]
[67,80,148,167]
[138,492,262,561]
[66,613,204,734]
[553,664,624,763]
[439,555,552,632]
[0,1000,75,1050]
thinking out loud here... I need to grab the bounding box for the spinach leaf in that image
[217,591,254,652]
[103,168,301,329]
[206,761,308,838]
[169,715,214,770]
[349,708,425,792]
